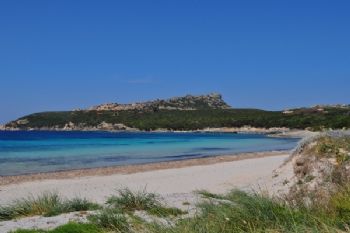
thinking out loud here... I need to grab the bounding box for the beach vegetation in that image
[12,222,102,233]
[0,193,100,221]
[107,188,160,212]
[150,190,349,233]
[11,188,350,233]
[106,188,186,217]
[88,208,129,232]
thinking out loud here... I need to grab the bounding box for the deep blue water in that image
[0,131,299,176]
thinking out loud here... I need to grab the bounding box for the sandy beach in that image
[0,151,292,206]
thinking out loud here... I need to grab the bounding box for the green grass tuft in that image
[0,193,100,221]
[12,222,102,233]
[107,188,186,218]
[88,208,130,232]
[107,188,160,212]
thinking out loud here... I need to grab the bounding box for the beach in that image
[0,151,292,206]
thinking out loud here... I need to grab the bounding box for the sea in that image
[0,131,299,176]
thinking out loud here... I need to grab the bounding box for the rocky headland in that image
[88,93,230,111]
[2,93,349,132]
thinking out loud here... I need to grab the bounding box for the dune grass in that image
[151,190,344,233]
[328,184,350,225]
[11,188,350,233]
[12,222,102,233]
[88,208,129,232]
[107,188,160,212]
[11,189,350,233]
[106,188,186,217]
[82,188,186,232]
[0,192,100,221]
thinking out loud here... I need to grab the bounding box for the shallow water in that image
[0,131,299,176]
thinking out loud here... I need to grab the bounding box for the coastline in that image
[0,150,287,186]
[0,126,312,138]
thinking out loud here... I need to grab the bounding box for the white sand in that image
[0,153,290,206]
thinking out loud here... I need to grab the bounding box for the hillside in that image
[3,94,350,131]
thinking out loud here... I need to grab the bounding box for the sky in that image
[0,1,349,124]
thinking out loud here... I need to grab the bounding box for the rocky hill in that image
[87,93,231,111]
[2,94,350,131]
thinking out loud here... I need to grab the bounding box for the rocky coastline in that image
[0,122,139,132]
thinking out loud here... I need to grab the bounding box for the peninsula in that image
[2,93,350,131]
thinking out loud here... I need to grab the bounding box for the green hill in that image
[4,94,350,131]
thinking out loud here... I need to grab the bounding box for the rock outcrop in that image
[87,93,231,111]
[61,122,138,131]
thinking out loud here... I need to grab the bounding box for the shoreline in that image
[0,150,288,186]
[0,150,292,207]
[0,127,311,138]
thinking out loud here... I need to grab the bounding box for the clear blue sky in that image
[0,0,349,123]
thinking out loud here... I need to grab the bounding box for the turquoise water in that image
[0,131,299,176]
